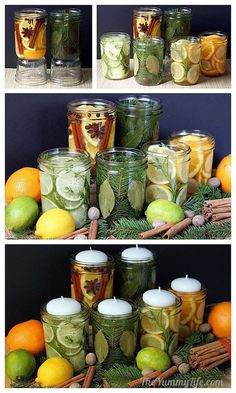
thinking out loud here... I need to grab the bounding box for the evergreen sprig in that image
[183,184,230,214]
[163,368,226,388]
[173,331,212,362]
[101,363,141,388]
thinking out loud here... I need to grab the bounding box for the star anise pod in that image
[85,122,105,139]
[138,22,149,33]
[84,278,101,295]
[21,27,33,39]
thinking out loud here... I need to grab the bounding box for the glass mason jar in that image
[133,8,162,39]
[115,251,157,300]
[14,8,47,85]
[67,99,116,170]
[38,148,91,229]
[139,294,182,356]
[92,300,139,368]
[169,131,215,189]
[41,303,89,372]
[96,148,147,224]
[100,32,130,80]
[133,37,164,86]
[164,8,192,51]
[142,141,190,206]
[116,95,163,149]
[169,285,207,342]
[199,31,228,76]
[170,37,201,85]
[50,9,82,86]
[71,255,115,308]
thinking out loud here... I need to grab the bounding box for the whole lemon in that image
[35,357,73,387]
[136,347,171,372]
[35,209,75,239]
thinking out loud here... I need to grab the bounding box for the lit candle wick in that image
[185,274,189,279]
[158,286,161,291]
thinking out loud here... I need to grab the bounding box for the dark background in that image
[5,5,92,68]
[97,5,231,58]
[5,93,231,178]
[5,244,231,333]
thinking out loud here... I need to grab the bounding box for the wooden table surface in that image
[5,68,92,89]
[97,59,231,89]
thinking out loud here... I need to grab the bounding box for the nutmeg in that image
[171,355,183,367]
[85,352,97,366]
[88,207,100,220]
[199,323,211,334]
[178,363,190,374]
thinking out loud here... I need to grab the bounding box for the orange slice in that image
[201,42,215,60]
[180,302,196,325]
[189,152,204,178]
[215,45,227,61]
[200,59,212,73]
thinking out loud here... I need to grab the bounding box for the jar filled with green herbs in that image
[92,299,139,368]
[115,246,157,300]
[133,37,164,86]
[96,148,147,224]
[116,95,163,149]
[50,9,82,85]
[164,8,192,51]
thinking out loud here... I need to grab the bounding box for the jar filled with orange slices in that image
[170,37,201,85]
[139,288,182,356]
[142,141,190,206]
[169,276,206,342]
[67,99,116,170]
[14,8,47,85]
[133,8,162,39]
[199,31,228,76]
[169,131,215,191]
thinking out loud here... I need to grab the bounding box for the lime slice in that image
[188,44,201,64]
[146,184,173,204]
[140,334,166,351]
[104,42,122,60]
[146,55,159,75]
[40,172,53,196]
[68,350,86,372]
[45,343,62,358]
[43,324,54,343]
[187,64,200,85]
[176,184,188,206]
[133,53,139,76]
[141,311,169,333]
[171,62,185,81]
[41,196,58,211]
[56,171,84,202]
[56,322,83,349]
[171,41,188,62]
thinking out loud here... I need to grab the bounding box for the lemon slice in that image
[187,64,200,85]
[146,184,173,204]
[146,55,160,75]
[180,135,201,143]
[171,62,185,81]
[37,24,46,49]
[171,41,188,62]
[188,44,201,64]
[176,184,188,206]
[56,322,83,349]
[188,152,204,178]
[200,59,212,72]
[81,124,100,147]
[141,310,169,333]
[147,164,169,185]
[194,302,205,322]
[43,325,54,343]
[80,274,98,302]
[133,53,139,76]
[140,334,166,351]
[40,172,53,195]
[169,315,179,333]
[204,152,213,173]
[180,302,196,325]
[176,160,189,183]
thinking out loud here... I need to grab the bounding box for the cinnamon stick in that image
[59,227,88,240]
[128,370,161,388]
[88,220,98,240]
[203,356,230,370]
[211,206,231,214]
[214,218,231,224]
[212,212,231,222]
[147,15,158,36]
[82,366,96,388]
[139,223,174,239]
[56,373,85,388]
[191,340,222,354]
[163,218,192,240]
[15,23,24,54]
[204,198,231,205]
[150,366,178,387]
[199,352,229,367]
[71,123,80,149]
[29,19,44,48]
[100,117,113,150]
[102,378,110,388]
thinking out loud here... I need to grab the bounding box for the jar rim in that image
[134,7,162,16]
[118,253,157,265]
[199,30,228,39]
[92,298,139,319]
[41,302,89,320]
[116,95,163,112]
[141,294,182,311]
[96,147,147,167]
[142,140,191,158]
[134,36,164,46]
[169,130,215,149]
[171,36,200,44]
[169,284,207,296]
[164,7,192,17]
[100,32,131,41]
[71,254,115,268]
[50,8,81,19]
[15,8,47,18]
[38,148,91,169]
[67,99,116,114]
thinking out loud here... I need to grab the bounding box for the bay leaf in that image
[119,330,136,358]
[94,329,109,363]
[98,179,115,219]
[127,180,144,211]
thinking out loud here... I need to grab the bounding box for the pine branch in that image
[173,331,213,362]
[163,368,226,388]
[174,222,231,240]
[183,184,230,214]
[101,363,141,388]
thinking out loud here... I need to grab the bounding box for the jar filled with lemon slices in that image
[67,99,116,169]
[142,141,190,206]
[170,37,201,85]
[133,8,162,39]
[199,31,228,76]
[169,131,215,191]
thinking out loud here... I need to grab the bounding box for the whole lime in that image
[145,199,184,225]
[5,196,39,232]
[5,349,36,381]
[136,347,171,372]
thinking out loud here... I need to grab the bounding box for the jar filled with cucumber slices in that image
[100,32,130,80]
[142,141,190,206]
[92,299,139,368]
[116,95,163,149]
[38,148,91,229]
[96,148,147,224]
[133,37,164,86]
[164,8,192,51]
[41,302,89,372]
[133,8,162,39]
[170,37,201,85]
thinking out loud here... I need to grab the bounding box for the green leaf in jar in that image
[98,179,115,219]
[127,180,145,212]
[94,330,109,363]
[119,331,136,358]
[146,55,160,75]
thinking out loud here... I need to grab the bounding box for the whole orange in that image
[5,167,41,204]
[6,319,45,356]
[208,302,231,338]
[215,155,231,193]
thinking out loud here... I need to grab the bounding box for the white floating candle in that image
[75,247,108,264]
[143,287,176,307]
[121,245,153,261]
[47,296,81,316]
[98,297,132,316]
[171,275,201,292]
